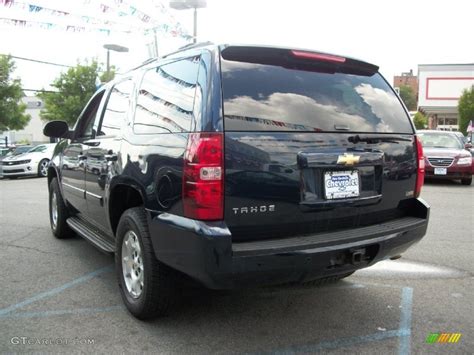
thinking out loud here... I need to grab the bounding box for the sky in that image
[0,0,473,94]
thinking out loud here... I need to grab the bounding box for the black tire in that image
[49,177,73,239]
[461,177,472,185]
[115,207,177,319]
[38,159,50,177]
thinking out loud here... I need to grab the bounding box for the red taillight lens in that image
[183,133,224,220]
[415,135,425,198]
[290,50,346,63]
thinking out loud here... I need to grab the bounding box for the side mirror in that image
[43,121,71,139]
[465,143,473,149]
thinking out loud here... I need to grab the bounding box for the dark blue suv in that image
[44,43,429,319]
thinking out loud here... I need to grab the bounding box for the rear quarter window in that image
[221,58,413,133]
[134,56,200,134]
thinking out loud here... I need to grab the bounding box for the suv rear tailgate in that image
[220,46,417,242]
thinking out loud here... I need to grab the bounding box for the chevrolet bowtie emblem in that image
[337,153,360,166]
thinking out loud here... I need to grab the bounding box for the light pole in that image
[169,0,207,43]
[103,44,129,73]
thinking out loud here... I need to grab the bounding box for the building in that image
[0,96,50,146]
[393,69,419,103]
[418,64,474,131]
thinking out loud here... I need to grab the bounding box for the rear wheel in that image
[38,159,49,177]
[49,177,73,239]
[116,207,177,319]
[461,177,472,185]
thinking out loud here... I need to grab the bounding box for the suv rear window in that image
[221,57,413,133]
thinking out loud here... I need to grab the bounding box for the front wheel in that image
[116,207,177,319]
[461,177,472,185]
[38,159,50,177]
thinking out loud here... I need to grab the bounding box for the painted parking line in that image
[0,264,113,318]
[398,287,413,355]
[269,329,406,354]
[0,305,123,319]
[260,286,414,354]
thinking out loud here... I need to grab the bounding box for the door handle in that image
[105,153,118,162]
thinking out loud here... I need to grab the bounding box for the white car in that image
[1,143,56,178]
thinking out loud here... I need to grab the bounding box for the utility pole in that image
[153,28,159,57]
[193,7,197,43]
[169,0,207,43]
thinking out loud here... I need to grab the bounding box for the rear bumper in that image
[425,165,472,179]
[148,198,430,289]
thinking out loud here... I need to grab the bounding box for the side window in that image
[98,79,133,137]
[75,90,105,139]
[134,56,200,134]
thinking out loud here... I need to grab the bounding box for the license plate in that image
[434,168,447,175]
[324,170,360,200]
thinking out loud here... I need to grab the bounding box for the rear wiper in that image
[348,135,412,144]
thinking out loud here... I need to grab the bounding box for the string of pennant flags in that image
[0,0,193,39]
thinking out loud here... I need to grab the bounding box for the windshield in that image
[418,133,463,149]
[27,145,47,153]
[8,146,32,156]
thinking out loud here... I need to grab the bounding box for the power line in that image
[23,88,57,93]
[3,54,122,74]
[4,55,74,68]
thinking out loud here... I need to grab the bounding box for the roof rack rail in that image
[162,41,214,58]
[124,57,158,73]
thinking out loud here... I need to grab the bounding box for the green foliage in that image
[0,55,31,131]
[458,86,474,135]
[413,111,428,130]
[39,61,100,126]
[398,85,417,111]
[100,66,116,83]
[17,138,31,145]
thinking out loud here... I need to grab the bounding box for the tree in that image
[39,61,100,126]
[398,85,417,111]
[100,65,116,83]
[458,86,474,135]
[413,111,428,130]
[0,55,31,131]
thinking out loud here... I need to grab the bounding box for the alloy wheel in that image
[51,192,58,230]
[122,231,144,298]
[40,160,49,177]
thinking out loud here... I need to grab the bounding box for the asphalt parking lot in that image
[0,177,472,354]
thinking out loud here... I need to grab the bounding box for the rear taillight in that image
[183,133,224,220]
[415,135,425,198]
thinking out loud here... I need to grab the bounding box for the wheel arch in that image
[108,181,145,235]
[47,165,59,188]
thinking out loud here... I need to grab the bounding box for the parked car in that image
[452,131,474,173]
[43,43,429,319]
[418,130,472,185]
[1,144,56,179]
